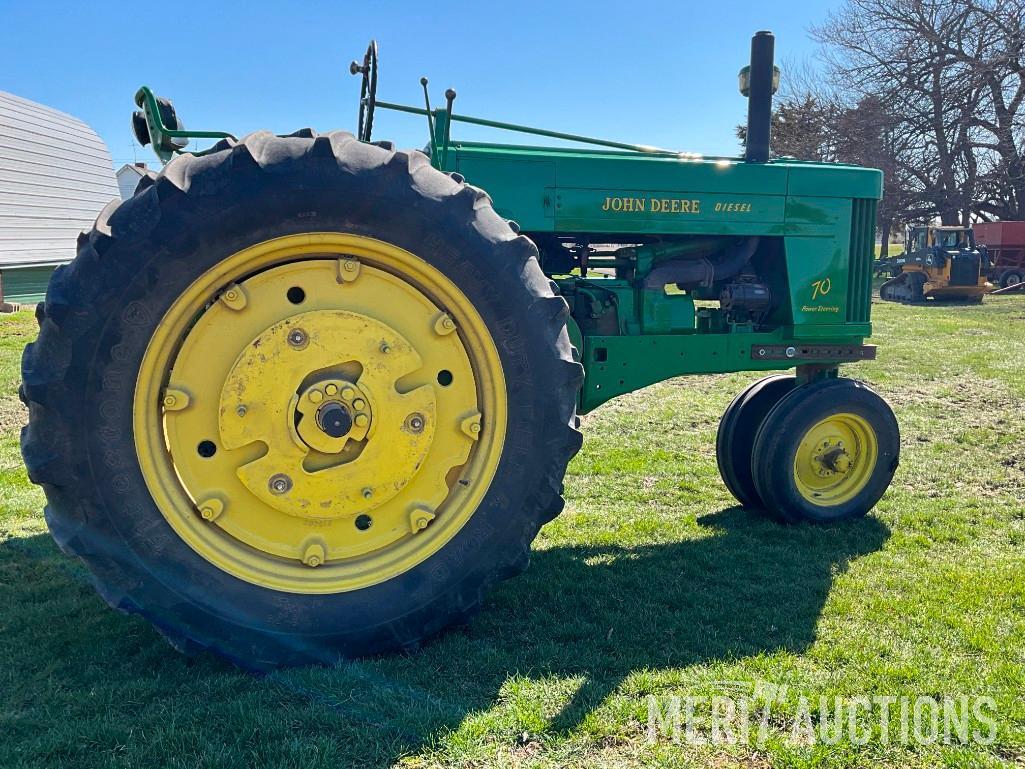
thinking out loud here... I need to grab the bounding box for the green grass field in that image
[1,296,1023,769]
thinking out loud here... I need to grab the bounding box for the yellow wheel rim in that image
[792,412,877,506]
[134,234,507,593]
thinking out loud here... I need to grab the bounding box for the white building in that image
[117,162,151,202]
[0,91,118,305]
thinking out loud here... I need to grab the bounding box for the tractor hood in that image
[447,142,883,236]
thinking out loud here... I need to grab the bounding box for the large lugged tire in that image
[20,130,583,667]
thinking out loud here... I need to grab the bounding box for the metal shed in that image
[0,91,118,305]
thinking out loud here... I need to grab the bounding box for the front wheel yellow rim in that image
[134,233,507,594]
[792,412,877,506]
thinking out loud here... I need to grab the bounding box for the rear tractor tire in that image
[20,131,583,667]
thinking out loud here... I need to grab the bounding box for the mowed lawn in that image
[1,296,1023,769]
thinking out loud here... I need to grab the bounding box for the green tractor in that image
[20,32,899,667]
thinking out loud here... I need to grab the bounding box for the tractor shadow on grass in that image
[500,506,892,735]
[397,504,892,746]
[0,506,890,767]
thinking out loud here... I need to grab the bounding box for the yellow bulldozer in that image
[878,225,993,303]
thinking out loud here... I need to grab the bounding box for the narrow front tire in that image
[751,378,899,523]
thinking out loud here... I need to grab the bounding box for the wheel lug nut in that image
[302,542,325,568]
[197,498,224,521]
[324,383,338,396]
[434,313,457,335]
[409,508,436,532]
[352,398,366,410]
[342,387,356,400]
[269,474,292,495]
[354,413,369,428]
[308,389,323,403]
[162,388,191,411]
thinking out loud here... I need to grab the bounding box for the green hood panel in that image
[449,143,882,235]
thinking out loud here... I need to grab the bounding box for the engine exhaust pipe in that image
[742,31,776,163]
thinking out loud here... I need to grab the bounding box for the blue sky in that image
[1,1,832,169]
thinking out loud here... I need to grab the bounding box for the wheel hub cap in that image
[213,308,444,521]
[315,401,353,438]
[793,413,877,505]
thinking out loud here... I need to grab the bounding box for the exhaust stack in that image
[742,31,776,163]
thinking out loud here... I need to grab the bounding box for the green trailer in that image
[20,31,898,667]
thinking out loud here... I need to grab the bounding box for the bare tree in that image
[812,0,1025,226]
[736,1,1025,245]
[835,96,919,255]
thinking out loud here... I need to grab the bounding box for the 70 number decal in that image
[811,278,832,300]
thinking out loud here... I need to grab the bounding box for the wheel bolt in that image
[302,542,325,568]
[380,342,392,354]
[236,405,247,417]
[407,413,425,433]
[269,474,292,495]
[197,498,223,521]
[287,328,308,348]
[362,487,373,499]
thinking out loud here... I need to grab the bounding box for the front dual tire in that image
[717,376,899,522]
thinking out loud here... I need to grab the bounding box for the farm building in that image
[116,162,151,201]
[0,91,118,305]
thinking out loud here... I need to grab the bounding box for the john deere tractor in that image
[20,32,899,667]
[878,225,993,302]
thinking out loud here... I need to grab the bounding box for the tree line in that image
[739,0,1025,255]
